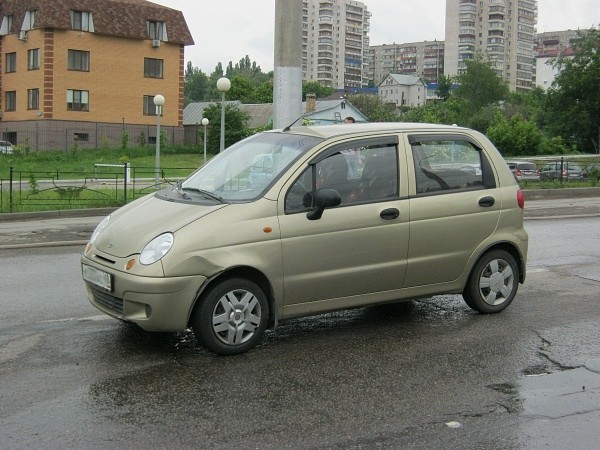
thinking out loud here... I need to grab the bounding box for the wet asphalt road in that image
[0,216,599,449]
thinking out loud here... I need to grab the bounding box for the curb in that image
[0,240,89,250]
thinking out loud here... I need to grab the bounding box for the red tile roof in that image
[0,0,194,44]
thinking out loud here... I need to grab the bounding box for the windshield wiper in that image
[181,187,226,203]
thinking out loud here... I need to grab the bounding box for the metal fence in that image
[0,164,196,213]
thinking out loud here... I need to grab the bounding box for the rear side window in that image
[410,137,493,195]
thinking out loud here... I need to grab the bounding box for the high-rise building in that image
[302,0,371,89]
[535,29,584,89]
[371,40,445,86]
[444,0,537,92]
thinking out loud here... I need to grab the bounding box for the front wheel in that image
[192,278,269,355]
[463,250,519,314]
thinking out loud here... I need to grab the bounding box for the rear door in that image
[404,134,501,287]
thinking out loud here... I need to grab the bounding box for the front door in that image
[277,138,410,318]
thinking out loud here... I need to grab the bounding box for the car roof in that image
[270,122,471,140]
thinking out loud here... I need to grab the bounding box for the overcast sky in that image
[152,0,597,74]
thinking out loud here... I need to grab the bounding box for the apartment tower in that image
[444,0,537,92]
[302,0,371,89]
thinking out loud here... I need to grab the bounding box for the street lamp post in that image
[153,94,165,187]
[216,77,231,153]
[201,117,209,165]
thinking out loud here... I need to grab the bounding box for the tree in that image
[228,76,256,104]
[486,113,543,156]
[302,81,335,100]
[347,93,400,122]
[453,55,509,113]
[201,103,251,152]
[435,74,453,102]
[545,28,600,153]
[184,62,208,105]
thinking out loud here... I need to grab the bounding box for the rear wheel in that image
[463,250,519,314]
[192,278,269,355]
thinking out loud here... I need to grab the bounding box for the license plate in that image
[82,265,112,292]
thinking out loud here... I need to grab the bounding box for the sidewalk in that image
[1,190,599,249]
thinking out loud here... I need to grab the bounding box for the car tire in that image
[463,250,519,314]
[192,277,269,355]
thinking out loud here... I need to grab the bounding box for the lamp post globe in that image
[216,77,231,153]
[153,95,165,187]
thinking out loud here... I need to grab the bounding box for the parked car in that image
[506,160,540,182]
[581,163,600,180]
[82,123,528,355]
[539,161,583,180]
[0,140,14,154]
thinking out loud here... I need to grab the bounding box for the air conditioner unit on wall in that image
[152,39,160,48]
[18,30,27,41]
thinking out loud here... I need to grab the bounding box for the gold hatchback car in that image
[82,123,528,354]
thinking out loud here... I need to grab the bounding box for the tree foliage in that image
[453,55,509,113]
[486,114,543,156]
[347,93,399,122]
[544,28,600,153]
[200,103,251,153]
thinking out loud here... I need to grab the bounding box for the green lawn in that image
[0,145,207,179]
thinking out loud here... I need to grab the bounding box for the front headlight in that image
[89,215,110,245]
[139,233,174,265]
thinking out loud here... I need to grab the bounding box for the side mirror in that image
[306,188,341,221]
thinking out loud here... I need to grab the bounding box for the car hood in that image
[94,194,228,258]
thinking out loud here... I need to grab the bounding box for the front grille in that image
[90,286,123,314]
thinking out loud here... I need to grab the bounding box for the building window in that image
[23,10,37,30]
[147,20,165,40]
[28,89,40,110]
[28,48,40,70]
[143,95,162,115]
[68,50,90,71]
[67,89,89,111]
[144,58,163,78]
[0,15,13,35]
[70,11,94,31]
[6,52,16,73]
[6,91,16,111]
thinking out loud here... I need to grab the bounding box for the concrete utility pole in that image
[273,0,303,130]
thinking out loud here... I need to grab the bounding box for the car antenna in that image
[283,116,304,132]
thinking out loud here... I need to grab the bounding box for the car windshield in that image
[181,132,323,202]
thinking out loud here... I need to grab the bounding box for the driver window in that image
[285,144,399,214]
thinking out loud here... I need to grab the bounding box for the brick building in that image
[0,0,193,151]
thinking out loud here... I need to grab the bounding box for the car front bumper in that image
[82,257,207,332]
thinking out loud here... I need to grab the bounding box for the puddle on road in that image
[519,365,600,419]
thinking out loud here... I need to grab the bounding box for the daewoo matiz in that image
[82,123,528,355]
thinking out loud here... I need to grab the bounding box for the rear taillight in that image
[517,190,525,209]
[516,169,521,176]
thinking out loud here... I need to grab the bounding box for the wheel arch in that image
[188,266,277,329]
[472,241,526,284]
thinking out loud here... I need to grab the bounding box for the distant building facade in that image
[302,0,371,89]
[370,40,445,86]
[534,29,582,89]
[378,74,426,108]
[444,0,537,92]
[0,0,193,150]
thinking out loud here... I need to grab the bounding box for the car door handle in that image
[380,208,400,220]
[478,196,495,208]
